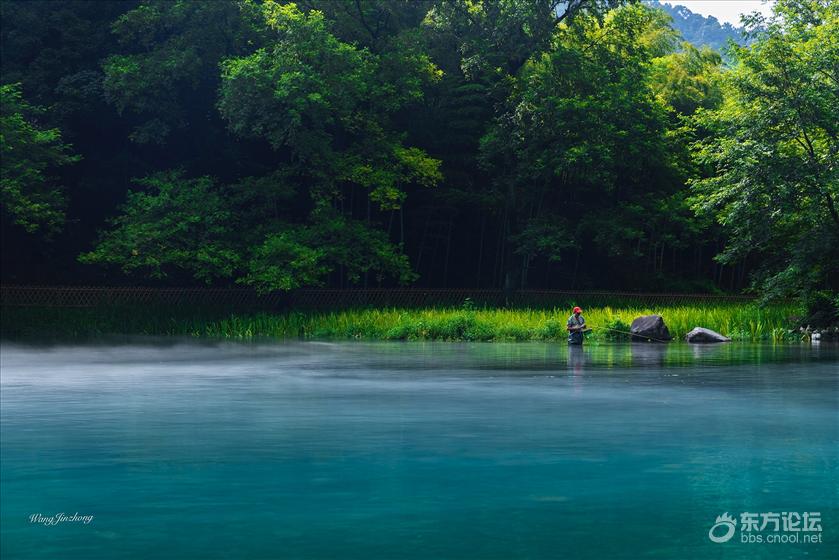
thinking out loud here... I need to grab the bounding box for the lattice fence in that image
[289,288,756,309]
[1,286,757,311]
[0,286,288,309]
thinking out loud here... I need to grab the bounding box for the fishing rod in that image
[585,325,672,343]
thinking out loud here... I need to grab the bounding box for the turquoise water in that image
[1,341,837,559]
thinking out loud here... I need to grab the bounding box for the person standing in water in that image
[567,306,587,345]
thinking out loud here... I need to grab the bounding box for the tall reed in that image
[1,302,805,342]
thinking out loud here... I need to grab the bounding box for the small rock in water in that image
[685,327,731,343]
[630,315,672,342]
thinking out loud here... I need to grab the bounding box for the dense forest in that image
[1,0,837,304]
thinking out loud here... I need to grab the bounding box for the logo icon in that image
[709,513,737,543]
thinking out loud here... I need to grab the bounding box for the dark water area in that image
[1,340,837,559]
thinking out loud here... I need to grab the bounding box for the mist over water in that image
[1,340,837,559]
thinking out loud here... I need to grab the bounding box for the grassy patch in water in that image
[1,302,806,342]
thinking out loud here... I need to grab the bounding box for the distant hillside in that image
[646,1,755,53]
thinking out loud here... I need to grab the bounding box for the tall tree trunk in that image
[521,254,529,289]
[476,214,486,288]
[660,243,665,275]
[494,207,507,288]
[415,214,430,274]
[429,223,442,285]
[738,258,747,289]
[672,245,676,276]
[443,216,454,288]
[825,192,839,230]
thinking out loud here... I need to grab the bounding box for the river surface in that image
[1,340,837,559]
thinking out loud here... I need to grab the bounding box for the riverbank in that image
[0,303,806,342]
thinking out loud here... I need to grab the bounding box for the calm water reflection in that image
[1,340,837,559]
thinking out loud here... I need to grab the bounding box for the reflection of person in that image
[568,344,585,371]
[567,344,585,394]
[567,306,587,345]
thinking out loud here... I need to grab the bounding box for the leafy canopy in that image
[218,1,442,211]
[1,83,80,236]
[690,0,839,298]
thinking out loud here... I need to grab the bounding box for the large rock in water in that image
[630,315,672,342]
[685,327,731,343]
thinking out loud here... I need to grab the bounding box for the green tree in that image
[478,3,684,287]
[102,0,263,144]
[650,43,723,116]
[0,83,80,236]
[0,0,135,112]
[84,2,438,290]
[79,171,240,282]
[690,0,839,298]
[80,167,420,290]
[215,1,440,289]
[218,2,441,209]
[242,209,417,292]
[298,0,433,53]
[424,0,625,79]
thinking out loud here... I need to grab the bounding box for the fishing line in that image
[587,325,671,343]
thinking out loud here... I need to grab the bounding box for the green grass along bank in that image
[1,303,810,343]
